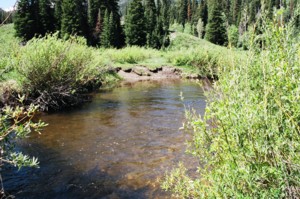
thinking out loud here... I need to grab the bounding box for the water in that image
[3,80,206,199]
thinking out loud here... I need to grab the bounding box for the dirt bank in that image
[117,66,201,85]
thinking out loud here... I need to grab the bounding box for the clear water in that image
[3,80,206,199]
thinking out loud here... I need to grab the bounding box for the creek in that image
[3,80,206,199]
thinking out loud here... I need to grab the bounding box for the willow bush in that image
[163,14,300,198]
[10,34,103,111]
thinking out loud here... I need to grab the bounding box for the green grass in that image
[0,24,19,58]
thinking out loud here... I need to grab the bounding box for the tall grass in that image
[162,16,300,198]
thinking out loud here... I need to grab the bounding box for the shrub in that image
[163,16,300,198]
[0,101,46,196]
[228,25,239,47]
[11,34,102,111]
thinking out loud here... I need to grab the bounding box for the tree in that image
[0,103,46,197]
[54,0,62,31]
[104,0,124,47]
[231,0,242,26]
[38,0,55,36]
[14,0,38,40]
[178,0,188,27]
[93,9,102,45]
[61,0,88,38]
[145,0,157,47]
[161,0,171,32]
[227,24,239,47]
[196,18,204,38]
[125,0,147,46]
[100,9,110,47]
[187,0,192,22]
[205,0,227,45]
[199,0,208,35]
[87,0,102,45]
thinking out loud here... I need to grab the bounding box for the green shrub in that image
[163,17,300,198]
[11,34,102,111]
[228,25,239,47]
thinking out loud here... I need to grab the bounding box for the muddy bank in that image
[116,66,201,85]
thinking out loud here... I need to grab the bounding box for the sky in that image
[0,0,16,11]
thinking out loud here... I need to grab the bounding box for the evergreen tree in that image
[199,0,208,29]
[125,0,147,46]
[231,0,242,26]
[145,0,157,47]
[14,0,38,40]
[191,0,199,35]
[179,0,188,27]
[101,9,111,47]
[0,9,4,23]
[205,0,227,45]
[54,0,62,31]
[161,0,171,32]
[187,0,192,22]
[249,0,260,23]
[87,0,101,45]
[93,9,102,45]
[39,0,55,35]
[153,16,164,48]
[105,0,124,47]
[61,0,88,38]
[156,0,161,16]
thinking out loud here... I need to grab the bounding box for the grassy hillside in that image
[0,24,19,57]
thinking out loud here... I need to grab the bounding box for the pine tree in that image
[197,18,204,38]
[161,0,171,32]
[106,0,124,47]
[249,0,260,23]
[108,12,116,46]
[156,0,161,16]
[0,9,4,24]
[61,0,88,38]
[101,9,110,47]
[153,16,165,48]
[190,0,198,35]
[199,0,208,29]
[93,9,102,45]
[14,0,38,40]
[179,0,188,27]
[145,0,157,47]
[125,0,147,46]
[187,0,192,22]
[54,0,62,31]
[205,0,227,45]
[39,0,55,35]
[87,0,101,45]
[231,0,242,26]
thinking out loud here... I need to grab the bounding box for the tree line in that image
[14,0,170,49]
[170,0,299,46]
[0,9,14,24]
[13,0,300,48]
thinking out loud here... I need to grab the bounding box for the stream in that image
[3,80,206,199]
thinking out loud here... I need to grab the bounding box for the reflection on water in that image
[3,80,206,199]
